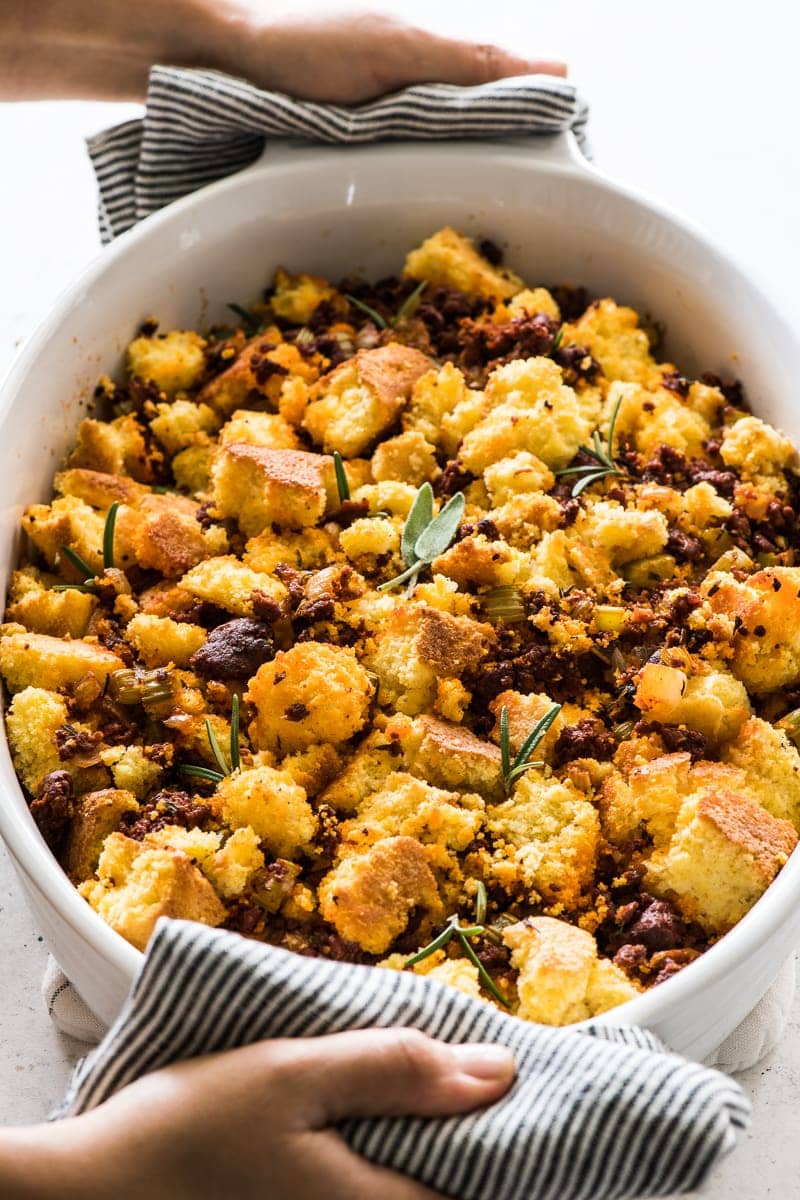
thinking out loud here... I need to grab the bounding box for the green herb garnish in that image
[378,484,465,593]
[405,881,509,1007]
[344,294,388,330]
[180,695,242,786]
[227,302,264,337]
[54,502,120,593]
[552,326,564,352]
[555,392,626,497]
[333,451,351,503]
[394,280,427,323]
[499,702,562,794]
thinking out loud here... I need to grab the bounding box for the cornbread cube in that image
[319,738,403,813]
[247,642,374,754]
[180,555,286,618]
[562,299,661,388]
[339,516,401,562]
[147,823,265,900]
[609,382,712,459]
[351,481,420,518]
[303,345,434,457]
[403,227,523,299]
[244,527,337,574]
[66,415,152,481]
[5,687,70,794]
[721,717,800,831]
[432,533,521,589]
[172,441,215,495]
[200,337,318,415]
[423,958,483,999]
[114,496,224,578]
[149,399,220,454]
[457,357,600,473]
[269,266,335,324]
[126,329,207,395]
[365,604,491,715]
[212,443,329,535]
[23,495,106,575]
[80,832,226,951]
[600,752,695,848]
[720,415,797,477]
[503,918,589,1025]
[577,501,669,566]
[216,765,317,859]
[343,771,484,852]
[54,468,150,510]
[0,627,124,694]
[403,362,473,447]
[125,613,206,669]
[65,788,139,882]
[646,789,797,932]
[219,409,300,450]
[100,745,163,799]
[371,431,438,486]
[405,715,504,801]
[488,774,599,909]
[6,568,96,638]
[585,958,642,1014]
[280,743,343,797]
[318,835,441,954]
[483,451,555,504]
[633,664,751,744]
[505,287,561,321]
[704,567,800,692]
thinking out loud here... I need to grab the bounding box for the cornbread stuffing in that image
[6,228,800,1026]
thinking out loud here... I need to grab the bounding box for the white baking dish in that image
[1,132,799,1059]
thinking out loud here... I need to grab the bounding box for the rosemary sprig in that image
[227,302,264,337]
[344,294,388,329]
[345,282,428,332]
[103,501,119,570]
[54,503,120,593]
[180,696,242,786]
[405,881,509,1008]
[552,326,564,352]
[499,702,562,794]
[332,451,350,503]
[378,484,465,593]
[555,392,626,497]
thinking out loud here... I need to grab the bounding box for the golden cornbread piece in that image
[611,383,712,459]
[456,357,599,473]
[379,949,483,1001]
[54,467,149,509]
[704,567,800,692]
[80,832,226,951]
[65,789,140,882]
[633,664,752,745]
[247,643,374,754]
[403,227,523,299]
[114,494,226,578]
[5,687,85,794]
[503,917,639,1025]
[180,555,286,618]
[200,336,317,415]
[100,745,163,799]
[6,567,96,638]
[432,533,521,590]
[371,431,438,486]
[720,415,797,477]
[270,267,335,324]
[646,789,797,932]
[216,766,317,860]
[244,526,336,575]
[23,494,106,576]
[303,345,433,457]
[319,835,441,954]
[66,415,152,482]
[483,451,555,504]
[342,771,484,852]
[147,824,265,900]
[600,752,696,849]
[218,409,300,450]
[149,399,220,454]
[125,613,206,669]
[403,362,472,447]
[404,715,504,802]
[318,736,402,813]
[488,774,600,909]
[576,500,669,567]
[212,443,329,535]
[721,717,800,831]
[126,329,207,395]
[365,604,491,715]
[0,626,124,694]
[563,298,662,388]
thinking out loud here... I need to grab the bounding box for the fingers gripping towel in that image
[56,920,749,1200]
[86,65,589,242]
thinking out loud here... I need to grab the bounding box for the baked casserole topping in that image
[4,226,800,1025]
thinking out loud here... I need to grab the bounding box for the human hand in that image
[1,1029,515,1199]
[221,8,567,104]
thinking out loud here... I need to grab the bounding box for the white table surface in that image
[1,0,799,1193]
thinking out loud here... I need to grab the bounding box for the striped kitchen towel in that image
[55,919,749,1200]
[86,65,589,243]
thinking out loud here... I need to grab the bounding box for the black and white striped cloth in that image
[56,919,749,1199]
[86,65,589,243]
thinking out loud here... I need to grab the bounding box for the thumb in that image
[286,1027,515,1126]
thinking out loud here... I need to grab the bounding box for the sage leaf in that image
[401,482,434,566]
[413,491,465,563]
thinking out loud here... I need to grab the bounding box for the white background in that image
[1,1,799,1194]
